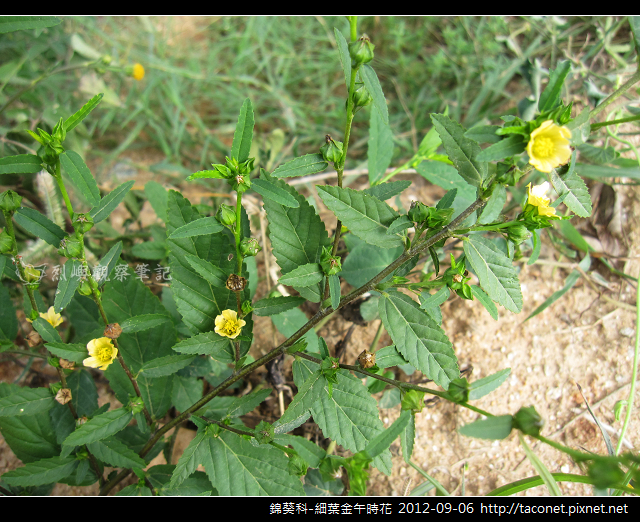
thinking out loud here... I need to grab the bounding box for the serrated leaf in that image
[64,93,103,133]
[469,368,511,400]
[478,184,507,224]
[148,465,214,496]
[271,307,319,355]
[172,332,234,362]
[13,207,65,247]
[419,286,449,325]
[131,241,167,260]
[538,60,571,112]
[361,410,411,459]
[463,235,523,313]
[375,345,409,369]
[53,259,82,313]
[120,313,171,334]
[90,180,134,224]
[169,430,210,488]
[387,215,412,236]
[0,283,18,340]
[276,434,327,469]
[430,114,487,188]
[231,98,254,163]
[93,241,123,286]
[550,152,592,218]
[32,317,61,343]
[168,217,223,239]
[0,16,60,34]
[341,242,402,289]
[567,107,591,146]
[45,342,88,365]
[459,415,513,440]
[262,176,329,277]
[144,181,169,222]
[304,468,344,496]
[401,413,415,463]
[317,185,401,249]
[379,290,458,389]
[464,125,502,144]
[226,388,273,418]
[476,135,526,162]
[252,177,300,208]
[171,377,202,414]
[631,16,640,56]
[87,438,146,469]
[60,151,101,207]
[63,408,133,447]
[334,27,351,89]
[470,285,499,321]
[278,263,323,287]
[0,387,54,417]
[577,143,619,165]
[252,296,305,317]
[184,254,228,288]
[187,169,227,181]
[368,107,394,183]
[329,274,340,310]
[361,64,388,125]
[141,354,196,378]
[275,371,327,430]
[271,153,328,179]
[1,456,77,487]
[0,154,42,175]
[363,180,411,201]
[292,358,392,475]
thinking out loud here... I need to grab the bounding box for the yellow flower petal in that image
[527,120,572,173]
[526,183,557,217]
[40,306,63,328]
[132,63,145,81]
[84,337,118,371]
[214,309,246,339]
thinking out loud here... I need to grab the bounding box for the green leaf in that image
[276,434,327,469]
[45,342,88,365]
[187,169,227,181]
[0,154,42,175]
[120,313,171,334]
[144,181,169,222]
[0,387,54,417]
[252,177,300,208]
[172,376,203,413]
[470,285,499,321]
[60,151,101,208]
[279,263,323,287]
[0,283,18,340]
[93,241,123,286]
[368,107,395,183]
[476,135,526,162]
[262,176,329,278]
[53,260,83,313]
[631,16,640,56]
[226,388,273,418]
[303,468,344,496]
[184,254,228,288]
[90,180,134,224]
[430,114,487,188]
[231,98,254,163]
[252,296,305,317]
[141,354,196,378]
[172,332,234,363]
[361,410,411,460]
[168,217,223,239]
[538,60,571,112]
[577,143,619,164]
[203,430,306,495]
[415,162,477,204]
[379,290,458,389]
[375,345,409,369]
[275,370,327,431]
[168,430,210,488]
[566,107,591,147]
[64,93,103,133]
[387,215,412,236]
[87,438,146,469]
[32,317,61,343]
[334,28,351,89]
[401,413,415,463]
[469,368,511,400]
[464,125,502,144]
[463,235,523,313]
[0,16,61,34]
[363,180,411,201]
[147,465,214,496]
[271,307,319,355]
[317,185,401,249]
[13,207,65,247]
[478,184,507,225]
[550,152,592,218]
[419,286,449,325]
[525,254,591,321]
[130,241,167,260]
[458,415,513,440]
[63,408,133,447]
[487,473,597,496]
[519,433,561,495]
[361,64,388,125]
[341,242,402,289]
[1,456,77,487]
[271,153,328,179]
[329,273,340,310]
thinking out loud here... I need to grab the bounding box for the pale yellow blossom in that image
[83,337,118,371]
[526,182,556,217]
[526,120,571,173]
[214,309,246,340]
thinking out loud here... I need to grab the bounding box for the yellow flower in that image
[526,182,556,217]
[526,120,572,173]
[83,337,118,371]
[27,306,63,327]
[132,63,145,81]
[214,309,246,340]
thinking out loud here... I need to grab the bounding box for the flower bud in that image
[24,266,41,283]
[57,236,84,259]
[59,359,75,370]
[239,237,261,257]
[408,201,429,224]
[128,396,145,415]
[101,54,112,65]
[349,34,375,66]
[320,135,344,164]
[320,246,342,276]
[77,279,93,296]
[287,454,309,477]
[352,82,372,107]
[506,223,531,245]
[0,229,13,254]
[238,157,255,176]
[446,377,470,404]
[401,389,426,414]
[241,300,254,316]
[513,405,544,436]
[254,420,274,445]
[216,204,237,226]
[72,213,94,236]
[232,174,251,194]
[0,190,23,213]
[52,117,66,144]
[48,357,61,368]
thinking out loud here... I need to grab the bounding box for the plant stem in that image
[589,69,640,120]
[52,159,75,219]
[369,321,385,353]
[590,113,640,130]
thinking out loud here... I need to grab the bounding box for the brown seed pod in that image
[59,359,75,370]
[226,273,247,292]
[104,323,123,339]
[55,388,72,405]
[26,330,43,347]
[357,349,376,369]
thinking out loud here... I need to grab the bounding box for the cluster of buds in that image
[408,201,453,229]
[442,253,472,300]
[320,246,342,276]
[239,237,261,257]
[26,118,66,167]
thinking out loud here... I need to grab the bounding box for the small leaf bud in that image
[506,223,531,245]
[408,201,429,224]
[351,82,372,107]
[401,389,426,414]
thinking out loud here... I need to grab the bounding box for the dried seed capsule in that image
[104,323,123,339]
[226,273,247,292]
[357,349,376,369]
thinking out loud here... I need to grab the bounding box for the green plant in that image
[0,15,639,497]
